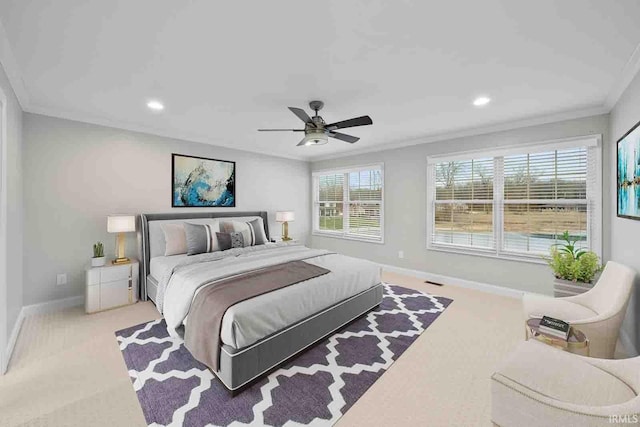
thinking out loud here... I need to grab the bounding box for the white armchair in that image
[492,339,640,426]
[522,261,636,359]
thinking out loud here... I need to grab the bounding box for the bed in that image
[138,211,383,394]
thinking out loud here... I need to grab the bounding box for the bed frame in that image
[138,211,383,394]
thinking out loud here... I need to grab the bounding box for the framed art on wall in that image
[617,119,640,220]
[172,154,236,207]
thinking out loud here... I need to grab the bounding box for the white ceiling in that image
[1,0,640,161]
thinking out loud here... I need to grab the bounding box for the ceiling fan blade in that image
[296,138,308,146]
[257,129,304,132]
[326,115,372,130]
[288,107,316,127]
[328,132,360,143]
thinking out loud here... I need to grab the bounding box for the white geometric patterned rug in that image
[116,284,452,427]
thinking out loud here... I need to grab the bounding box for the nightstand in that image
[85,259,139,313]
[271,238,299,244]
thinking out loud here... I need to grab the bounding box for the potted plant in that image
[544,231,602,297]
[92,241,106,267]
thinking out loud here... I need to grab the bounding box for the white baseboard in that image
[1,308,24,375]
[1,295,83,374]
[619,329,639,358]
[21,295,83,317]
[379,263,530,299]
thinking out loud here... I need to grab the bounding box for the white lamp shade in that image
[107,215,136,233]
[276,211,295,222]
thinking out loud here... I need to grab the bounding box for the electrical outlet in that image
[398,250,404,259]
[56,273,67,286]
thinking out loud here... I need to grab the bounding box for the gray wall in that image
[0,60,23,363]
[22,113,310,306]
[311,114,610,296]
[610,71,640,355]
[13,75,640,355]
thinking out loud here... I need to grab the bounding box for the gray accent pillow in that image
[220,219,268,246]
[216,232,232,251]
[231,232,245,248]
[247,218,268,246]
[216,231,245,251]
[184,222,217,255]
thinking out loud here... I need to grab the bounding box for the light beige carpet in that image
[0,272,523,427]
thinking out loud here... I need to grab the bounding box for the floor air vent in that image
[425,281,444,286]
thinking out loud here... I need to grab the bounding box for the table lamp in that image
[275,211,295,241]
[107,215,136,264]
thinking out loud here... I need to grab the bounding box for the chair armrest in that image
[494,373,640,418]
[577,355,640,392]
[570,312,619,326]
[564,313,628,359]
[541,395,640,419]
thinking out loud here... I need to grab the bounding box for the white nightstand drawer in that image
[100,278,130,308]
[100,264,130,283]
[87,269,101,286]
[86,284,100,313]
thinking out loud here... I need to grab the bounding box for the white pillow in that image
[161,223,188,256]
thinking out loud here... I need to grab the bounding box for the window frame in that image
[426,135,602,263]
[312,163,385,244]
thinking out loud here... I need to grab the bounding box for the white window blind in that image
[433,158,495,250]
[314,164,384,242]
[502,148,589,255]
[427,136,601,261]
[317,173,345,232]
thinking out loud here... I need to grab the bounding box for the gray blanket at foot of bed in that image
[184,260,330,371]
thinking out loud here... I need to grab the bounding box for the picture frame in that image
[172,153,236,207]
[617,119,640,220]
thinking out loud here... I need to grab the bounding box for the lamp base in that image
[113,233,129,265]
[281,221,292,241]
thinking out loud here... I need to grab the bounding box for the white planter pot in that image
[91,256,106,267]
[553,278,593,297]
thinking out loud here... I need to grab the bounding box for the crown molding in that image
[604,40,640,111]
[309,105,609,162]
[26,103,309,162]
[0,20,29,109]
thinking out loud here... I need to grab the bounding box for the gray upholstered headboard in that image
[137,211,270,300]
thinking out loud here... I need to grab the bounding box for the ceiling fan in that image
[258,100,373,146]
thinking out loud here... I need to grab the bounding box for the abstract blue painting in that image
[172,154,235,207]
[617,120,640,219]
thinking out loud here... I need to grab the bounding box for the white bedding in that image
[150,254,188,281]
[158,244,381,349]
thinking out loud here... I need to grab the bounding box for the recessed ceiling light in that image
[473,96,491,107]
[146,100,164,111]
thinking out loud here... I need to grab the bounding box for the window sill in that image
[427,244,548,265]
[312,231,385,245]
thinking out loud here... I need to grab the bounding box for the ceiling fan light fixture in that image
[259,101,372,147]
[146,99,165,111]
[473,96,491,107]
[303,131,328,146]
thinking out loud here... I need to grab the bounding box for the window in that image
[427,136,601,261]
[313,164,384,242]
[502,148,588,254]
[434,157,495,250]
